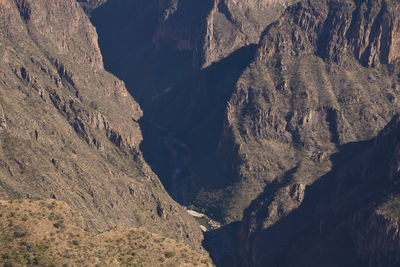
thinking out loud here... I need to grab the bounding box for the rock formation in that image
[237,114,400,266]
[8,0,397,265]
[208,0,400,223]
[0,0,203,249]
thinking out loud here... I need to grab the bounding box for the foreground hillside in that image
[0,199,212,266]
[0,0,203,248]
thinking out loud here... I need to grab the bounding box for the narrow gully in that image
[139,119,221,232]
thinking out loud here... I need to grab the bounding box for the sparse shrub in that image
[72,240,80,246]
[164,251,175,258]
[53,221,64,229]
[32,256,42,265]
[48,212,62,221]
[3,262,13,267]
[22,215,28,221]
[90,101,98,110]
[14,230,28,238]
[37,244,49,252]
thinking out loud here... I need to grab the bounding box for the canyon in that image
[0,0,399,266]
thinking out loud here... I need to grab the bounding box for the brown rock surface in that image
[202,0,298,67]
[199,0,400,222]
[237,115,400,267]
[87,0,400,226]
[79,1,400,264]
[0,0,203,249]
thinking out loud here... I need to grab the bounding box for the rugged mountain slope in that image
[88,0,300,217]
[237,114,400,267]
[195,0,400,222]
[0,0,203,248]
[90,0,297,69]
[87,0,400,229]
[0,199,212,266]
[202,0,298,67]
[76,0,107,15]
[77,0,400,265]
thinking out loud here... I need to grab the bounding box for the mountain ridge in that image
[0,0,204,249]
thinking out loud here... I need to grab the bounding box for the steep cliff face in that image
[237,115,400,267]
[225,0,400,264]
[88,0,400,227]
[203,0,400,222]
[0,0,203,248]
[91,0,296,68]
[76,0,107,14]
[351,201,400,267]
[202,0,298,67]
[88,0,300,218]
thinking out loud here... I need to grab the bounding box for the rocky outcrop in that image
[205,0,400,222]
[83,0,400,263]
[87,0,400,225]
[351,203,400,267]
[257,0,400,67]
[77,0,107,15]
[0,0,204,249]
[202,0,298,67]
[237,115,400,267]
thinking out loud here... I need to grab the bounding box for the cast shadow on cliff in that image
[138,44,258,205]
[202,167,299,267]
[205,135,400,267]
[240,137,398,267]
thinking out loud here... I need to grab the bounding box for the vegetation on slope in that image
[0,199,212,267]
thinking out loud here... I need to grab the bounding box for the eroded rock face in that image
[204,0,400,222]
[145,0,299,67]
[351,204,400,267]
[76,0,107,14]
[82,0,400,263]
[237,115,400,267]
[0,0,203,249]
[202,0,298,67]
[87,0,400,226]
